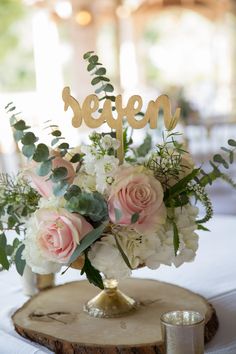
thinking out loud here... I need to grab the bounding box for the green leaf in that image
[51,167,68,182]
[228,139,236,147]
[37,160,52,176]
[213,154,229,169]
[136,134,152,157]
[95,67,106,75]
[104,84,114,93]
[197,224,210,231]
[113,234,133,270]
[87,63,96,71]
[15,244,26,276]
[22,144,36,158]
[69,223,107,264]
[14,130,24,142]
[81,252,104,289]
[51,130,61,137]
[173,222,180,256]
[95,85,107,94]
[58,142,69,149]
[21,132,38,145]
[53,181,68,197]
[70,192,108,222]
[8,215,17,228]
[70,153,83,163]
[5,102,13,109]
[91,76,110,85]
[115,208,122,222]
[131,212,139,224]
[64,185,81,200]
[33,143,49,162]
[0,233,7,249]
[164,168,200,202]
[0,247,9,270]
[12,120,30,130]
[13,238,20,248]
[88,55,98,64]
[51,137,59,146]
[83,51,94,59]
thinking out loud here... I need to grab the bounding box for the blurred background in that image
[0,0,236,214]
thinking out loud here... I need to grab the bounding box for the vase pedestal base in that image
[12,279,218,354]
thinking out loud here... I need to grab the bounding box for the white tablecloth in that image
[0,215,236,354]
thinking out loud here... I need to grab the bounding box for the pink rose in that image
[108,166,166,234]
[36,208,93,263]
[26,155,76,198]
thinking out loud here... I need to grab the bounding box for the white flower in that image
[95,155,119,194]
[73,173,96,192]
[101,135,120,151]
[88,234,131,279]
[88,204,199,280]
[38,196,65,209]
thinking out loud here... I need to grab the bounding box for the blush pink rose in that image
[108,166,166,234]
[35,208,93,263]
[26,155,76,198]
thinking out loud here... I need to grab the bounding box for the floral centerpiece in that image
[0,52,236,317]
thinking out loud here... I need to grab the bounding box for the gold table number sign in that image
[62,86,181,163]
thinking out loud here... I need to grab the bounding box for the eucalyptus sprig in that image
[83,51,115,110]
[5,104,83,197]
[198,139,236,189]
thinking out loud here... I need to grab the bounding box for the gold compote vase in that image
[71,257,137,318]
[84,278,137,318]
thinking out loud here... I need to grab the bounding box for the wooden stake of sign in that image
[62,87,181,163]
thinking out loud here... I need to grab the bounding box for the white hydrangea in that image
[73,173,96,193]
[22,215,62,274]
[38,196,65,209]
[100,135,120,151]
[95,155,119,193]
[88,204,199,280]
[88,234,131,279]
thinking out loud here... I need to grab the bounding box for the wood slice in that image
[12,279,218,354]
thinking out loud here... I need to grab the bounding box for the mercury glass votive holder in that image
[161,310,205,354]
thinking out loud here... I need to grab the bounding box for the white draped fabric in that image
[0,215,236,354]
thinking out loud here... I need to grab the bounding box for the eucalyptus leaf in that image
[52,130,61,137]
[53,181,68,197]
[51,167,68,182]
[58,142,69,149]
[33,143,49,162]
[87,63,96,71]
[14,130,24,142]
[70,153,83,163]
[228,139,236,147]
[104,84,114,93]
[13,120,30,130]
[89,55,98,64]
[37,160,52,176]
[95,67,106,75]
[22,144,36,158]
[83,51,94,59]
[21,132,38,145]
